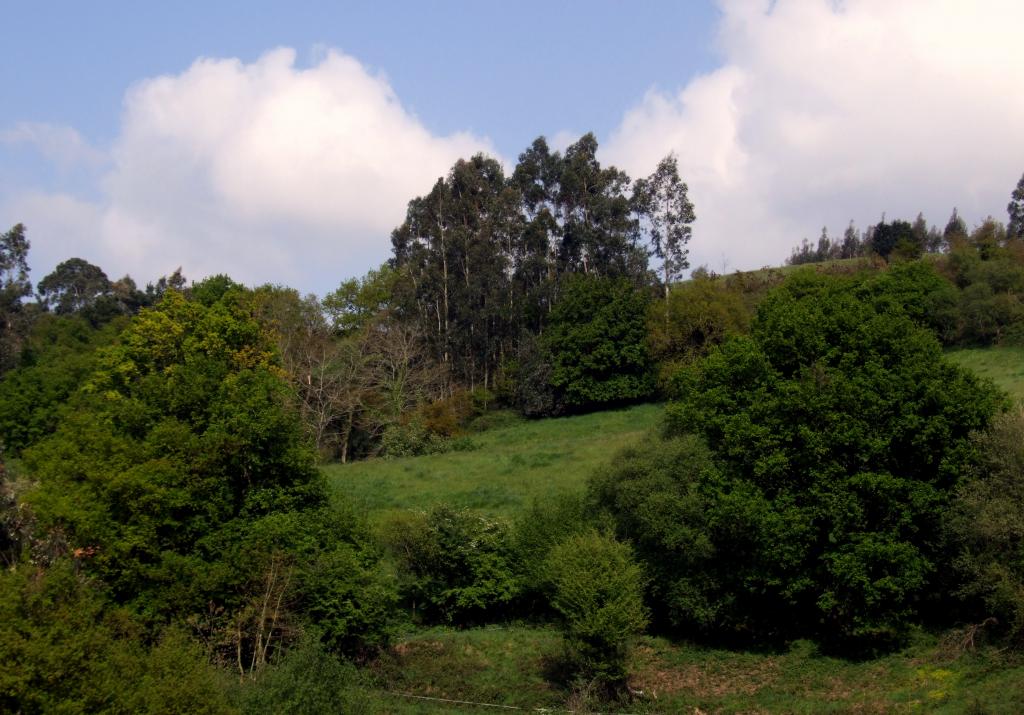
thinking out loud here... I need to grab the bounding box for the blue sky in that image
[4,1,721,154]
[3,1,1023,295]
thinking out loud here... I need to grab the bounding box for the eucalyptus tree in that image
[633,153,695,299]
[0,224,32,372]
[1008,172,1024,240]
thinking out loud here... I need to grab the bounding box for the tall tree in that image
[0,224,32,372]
[1008,172,1024,240]
[839,221,861,259]
[633,153,695,299]
[37,258,111,314]
[943,207,969,246]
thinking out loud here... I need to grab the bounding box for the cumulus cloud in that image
[6,48,494,292]
[603,0,1024,273]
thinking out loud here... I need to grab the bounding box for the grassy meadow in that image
[323,403,661,520]
[947,346,1024,403]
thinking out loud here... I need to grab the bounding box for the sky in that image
[2,0,1023,295]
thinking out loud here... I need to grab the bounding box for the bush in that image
[543,531,648,689]
[237,637,369,715]
[647,274,750,386]
[511,494,592,610]
[379,505,518,624]
[948,408,1024,645]
[0,562,233,714]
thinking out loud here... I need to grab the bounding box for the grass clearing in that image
[946,346,1024,403]
[323,403,661,521]
[356,625,1024,713]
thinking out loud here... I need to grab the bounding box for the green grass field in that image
[323,403,661,520]
[946,346,1024,403]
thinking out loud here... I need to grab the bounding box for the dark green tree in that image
[871,219,916,260]
[596,272,1004,647]
[544,274,654,411]
[944,207,969,246]
[36,257,111,315]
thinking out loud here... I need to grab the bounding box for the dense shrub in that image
[647,274,750,389]
[237,637,369,715]
[0,562,232,714]
[380,505,518,624]
[543,531,648,688]
[948,409,1024,645]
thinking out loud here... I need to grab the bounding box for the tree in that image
[36,258,111,315]
[544,275,654,412]
[839,221,861,259]
[1008,172,1024,240]
[870,219,915,260]
[22,288,395,659]
[597,272,1004,647]
[944,208,969,246]
[633,154,695,299]
[948,408,1024,645]
[0,224,33,372]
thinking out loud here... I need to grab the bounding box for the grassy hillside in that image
[322,403,661,520]
[946,346,1024,403]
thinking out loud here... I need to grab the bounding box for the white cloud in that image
[6,48,495,292]
[603,0,1024,273]
[1,122,107,171]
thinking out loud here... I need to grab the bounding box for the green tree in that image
[36,257,111,315]
[633,153,695,299]
[544,274,654,411]
[871,219,916,260]
[948,409,1024,645]
[22,288,394,658]
[598,272,1004,647]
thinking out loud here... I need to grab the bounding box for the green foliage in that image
[545,274,654,411]
[237,637,369,714]
[0,562,233,714]
[543,531,648,688]
[870,220,916,260]
[380,505,518,624]
[0,313,126,455]
[511,494,591,607]
[948,408,1024,645]
[18,288,394,658]
[648,274,750,386]
[601,273,1004,648]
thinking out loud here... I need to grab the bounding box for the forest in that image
[2,134,1024,712]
